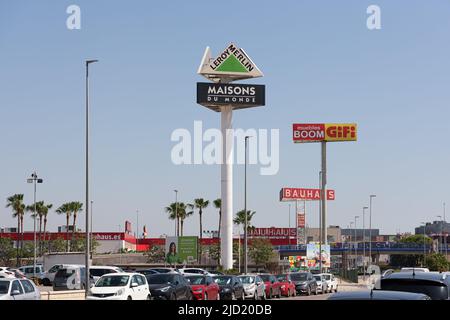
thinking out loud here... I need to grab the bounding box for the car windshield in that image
[0,281,10,294]
[214,276,232,285]
[146,274,177,284]
[313,276,322,281]
[259,275,271,282]
[56,269,76,278]
[239,276,255,284]
[323,275,331,280]
[186,276,205,285]
[381,279,449,300]
[290,273,308,281]
[276,275,287,282]
[95,275,129,287]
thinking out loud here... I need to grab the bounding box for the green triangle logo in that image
[216,54,248,73]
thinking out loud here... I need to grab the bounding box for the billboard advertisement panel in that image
[165,236,198,265]
[280,188,335,201]
[288,256,309,272]
[306,243,331,270]
[293,123,357,143]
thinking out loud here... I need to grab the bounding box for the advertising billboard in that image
[288,256,309,272]
[292,123,357,143]
[248,228,296,239]
[165,236,198,265]
[306,243,331,270]
[280,188,335,201]
[197,82,265,111]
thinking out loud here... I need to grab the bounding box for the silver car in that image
[0,278,41,300]
[238,275,266,300]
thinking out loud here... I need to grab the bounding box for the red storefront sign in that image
[280,188,335,201]
[248,228,296,239]
[297,213,305,228]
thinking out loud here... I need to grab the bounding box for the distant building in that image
[415,220,450,237]
[341,228,380,242]
[306,226,341,243]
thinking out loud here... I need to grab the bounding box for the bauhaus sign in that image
[293,123,357,143]
[248,228,296,239]
[280,188,335,201]
[197,82,265,111]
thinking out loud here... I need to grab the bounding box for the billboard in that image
[280,188,335,201]
[288,256,309,272]
[293,123,357,143]
[306,243,331,270]
[248,228,296,239]
[165,236,198,265]
[197,82,265,111]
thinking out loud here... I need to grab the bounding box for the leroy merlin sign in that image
[198,43,263,81]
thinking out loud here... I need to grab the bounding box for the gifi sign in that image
[293,123,357,143]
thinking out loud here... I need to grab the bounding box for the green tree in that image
[41,202,53,254]
[213,199,221,237]
[6,194,26,259]
[26,201,53,255]
[56,203,71,252]
[400,234,432,245]
[68,201,83,239]
[194,198,209,239]
[179,203,194,237]
[146,245,165,263]
[0,238,15,266]
[425,253,449,272]
[48,236,68,253]
[165,202,180,237]
[248,238,276,270]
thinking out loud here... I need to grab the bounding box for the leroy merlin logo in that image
[209,43,254,73]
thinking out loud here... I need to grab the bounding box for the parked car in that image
[144,267,180,274]
[146,273,192,300]
[276,274,296,297]
[18,265,45,281]
[313,274,328,294]
[213,275,244,300]
[179,268,217,276]
[400,267,429,273]
[42,264,72,286]
[259,274,282,299]
[135,269,160,276]
[185,275,220,300]
[52,265,94,291]
[380,271,450,300]
[87,273,150,300]
[321,273,338,293]
[328,290,431,300]
[238,275,266,300]
[290,272,318,296]
[0,278,41,300]
[89,266,123,283]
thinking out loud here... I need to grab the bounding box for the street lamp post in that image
[85,59,98,298]
[288,204,291,246]
[90,200,93,255]
[362,207,368,280]
[27,172,43,280]
[174,190,178,236]
[437,215,442,254]
[349,222,354,269]
[421,222,426,267]
[354,216,359,270]
[244,135,250,275]
[369,195,376,264]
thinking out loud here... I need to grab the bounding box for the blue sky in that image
[1,0,449,237]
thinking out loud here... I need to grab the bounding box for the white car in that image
[321,273,338,293]
[0,278,41,300]
[18,265,45,280]
[89,266,123,283]
[179,268,216,276]
[400,267,429,273]
[238,275,266,300]
[87,273,150,300]
[313,274,328,294]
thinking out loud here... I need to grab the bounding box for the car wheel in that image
[146,295,151,300]
[254,291,258,300]
[127,296,132,300]
[241,290,245,300]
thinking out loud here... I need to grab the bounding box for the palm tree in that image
[213,199,221,237]
[6,194,25,264]
[194,198,209,239]
[165,202,180,237]
[69,202,83,239]
[26,201,53,255]
[56,203,71,251]
[179,203,194,237]
[41,202,53,253]
[233,210,256,233]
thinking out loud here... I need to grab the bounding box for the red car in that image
[185,275,220,300]
[259,274,282,299]
[276,274,296,297]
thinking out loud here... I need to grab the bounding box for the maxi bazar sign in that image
[293,123,357,143]
[280,188,335,201]
[248,228,296,239]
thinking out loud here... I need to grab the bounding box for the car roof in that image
[100,272,138,276]
[90,266,121,269]
[328,290,430,300]
[383,271,450,282]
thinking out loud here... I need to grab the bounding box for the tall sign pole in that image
[197,43,264,270]
[321,142,327,251]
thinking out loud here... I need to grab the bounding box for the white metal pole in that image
[321,143,327,247]
[33,174,37,280]
[220,106,233,270]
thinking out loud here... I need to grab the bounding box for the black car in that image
[135,269,160,276]
[380,271,450,300]
[290,272,318,295]
[145,273,192,300]
[213,275,244,300]
[328,290,431,300]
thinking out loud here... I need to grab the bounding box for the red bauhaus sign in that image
[248,228,296,239]
[280,188,335,201]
